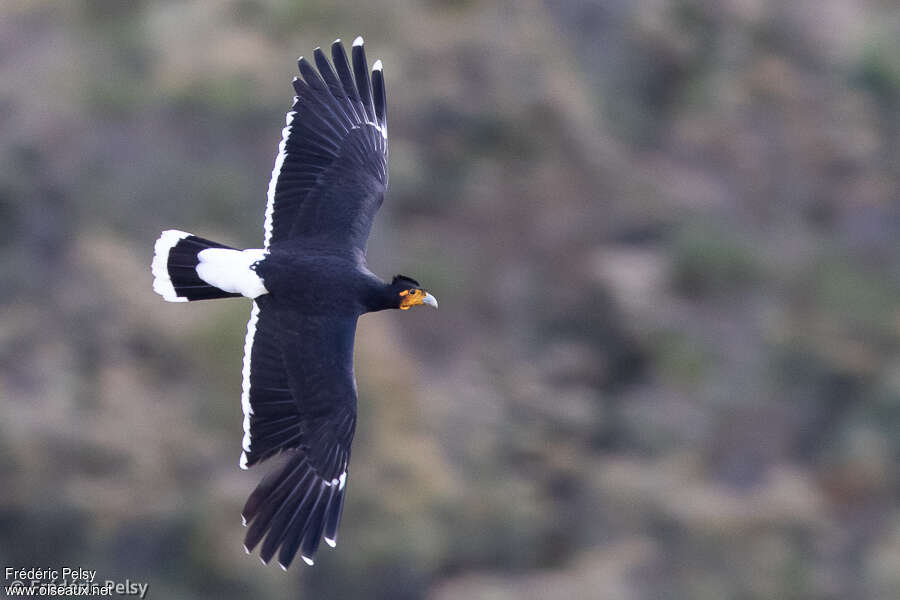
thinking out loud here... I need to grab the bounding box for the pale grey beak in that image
[422,292,439,309]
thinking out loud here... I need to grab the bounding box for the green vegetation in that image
[671,225,763,298]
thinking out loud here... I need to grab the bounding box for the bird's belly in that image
[255,253,364,315]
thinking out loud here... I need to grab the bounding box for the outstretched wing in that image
[239,296,357,568]
[264,37,388,253]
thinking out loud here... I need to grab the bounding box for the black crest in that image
[392,274,421,287]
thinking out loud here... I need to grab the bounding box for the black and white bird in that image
[151,37,437,570]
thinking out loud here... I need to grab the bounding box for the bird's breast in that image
[255,251,368,315]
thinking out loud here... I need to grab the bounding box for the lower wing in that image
[239,298,357,568]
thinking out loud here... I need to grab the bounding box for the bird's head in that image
[390,275,438,310]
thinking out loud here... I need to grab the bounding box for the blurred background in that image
[1,0,899,598]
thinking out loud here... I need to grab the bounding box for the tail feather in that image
[152,230,241,302]
[152,230,267,302]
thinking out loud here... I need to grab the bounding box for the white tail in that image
[151,230,268,302]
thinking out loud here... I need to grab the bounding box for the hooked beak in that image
[422,292,439,309]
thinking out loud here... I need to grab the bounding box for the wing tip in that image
[353,36,364,47]
[373,59,383,71]
[324,537,336,548]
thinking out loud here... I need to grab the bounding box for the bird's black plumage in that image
[265,39,387,252]
[151,37,437,570]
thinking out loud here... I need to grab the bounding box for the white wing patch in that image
[263,111,296,249]
[239,301,260,470]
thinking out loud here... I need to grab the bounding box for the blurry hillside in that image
[1,0,899,598]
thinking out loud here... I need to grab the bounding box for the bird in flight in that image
[150,37,437,570]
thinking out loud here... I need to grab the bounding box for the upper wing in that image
[239,296,357,568]
[264,37,388,253]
